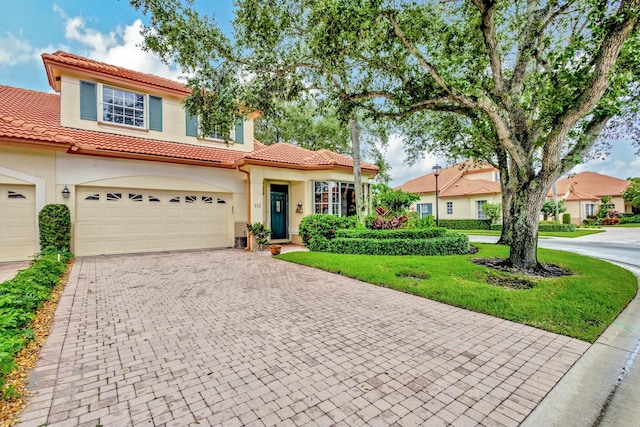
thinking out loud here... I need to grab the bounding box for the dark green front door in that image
[270,185,288,239]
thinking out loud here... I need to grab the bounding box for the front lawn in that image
[458,229,605,238]
[277,243,637,343]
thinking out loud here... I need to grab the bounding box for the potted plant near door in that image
[269,244,282,255]
[246,222,271,251]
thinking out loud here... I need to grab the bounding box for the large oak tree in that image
[132,0,640,270]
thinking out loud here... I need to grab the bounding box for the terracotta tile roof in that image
[245,142,379,172]
[0,84,377,172]
[42,51,189,95]
[565,186,599,201]
[551,171,631,199]
[440,177,501,197]
[397,160,497,194]
[0,86,74,146]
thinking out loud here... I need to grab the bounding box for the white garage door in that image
[76,187,233,256]
[0,184,36,262]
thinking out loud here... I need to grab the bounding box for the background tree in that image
[541,200,567,221]
[481,203,502,225]
[131,0,640,271]
[623,178,640,210]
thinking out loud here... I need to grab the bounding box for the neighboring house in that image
[548,171,632,224]
[397,161,502,220]
[398,161,632,225]
[0,51,377,262]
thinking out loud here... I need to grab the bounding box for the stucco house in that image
[397,161,502,220]
[398,161,632,224]
[0,51,377,262]
[548,171,631,224]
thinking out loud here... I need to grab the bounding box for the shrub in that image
[0,251,71,399]
[327,233,471,256]
[371,184,419,214]
[299,214,358,251]
[491,222,576,232]
[438,219,492,230]
[38,204,71,252]
[365,207,409,229]
[539,222,576,232]
[335,228,447,240]
[562,213,571,224]
[601,216,621,225]
[246,222,271,251]
[481,203,502,224]
[404,212,436,229]
[620,215,640,224]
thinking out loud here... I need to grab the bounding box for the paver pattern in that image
[17,249,590,426]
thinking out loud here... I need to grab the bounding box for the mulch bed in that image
[0,261,73,427]
[471,257,574,278]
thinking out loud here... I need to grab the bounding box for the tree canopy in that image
[623,178,640,208]
[131,0,640,270]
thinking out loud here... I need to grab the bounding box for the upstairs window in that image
[102,87,145,128]
[185,113,245,144]
[79,81,162,131]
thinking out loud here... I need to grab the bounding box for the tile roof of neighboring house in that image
[42,51,190,95]
[0,84,377,173]
[397,160,498,195]
[551,171,631,200]
[440,177,501,197]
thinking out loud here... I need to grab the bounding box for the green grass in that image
[458,229,605,238]
[608,223,640,228]
[277,244,637,343]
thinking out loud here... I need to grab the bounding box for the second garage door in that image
[0,184,36,261]
[76,187,233,256]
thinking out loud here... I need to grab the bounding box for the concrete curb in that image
[521,264,640,427]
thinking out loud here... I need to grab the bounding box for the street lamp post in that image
[432,164,442,226]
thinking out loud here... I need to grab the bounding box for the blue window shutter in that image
[234,118,245,144]
[80,81,97,121]
[185,112,198,136]
[149,96,163,131]
[416,204,422,217]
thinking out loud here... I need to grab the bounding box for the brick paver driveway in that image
[18,250,589,427]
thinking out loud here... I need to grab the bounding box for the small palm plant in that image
[246,222,271,251]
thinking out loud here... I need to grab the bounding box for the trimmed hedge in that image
[299,214,358,251]
[327,233,471,256]
[0,250,72,398]
[562,213,571,224]
[438,219,492,230]
[620,215,640,224]
[38,204,71,252]
[335,228,447,240]
[490,223,576,232]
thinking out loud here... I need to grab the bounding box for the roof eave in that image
[42,55,191,97]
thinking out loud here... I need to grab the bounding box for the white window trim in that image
[98,83,148,130]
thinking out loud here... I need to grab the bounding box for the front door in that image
[270,185,288,239]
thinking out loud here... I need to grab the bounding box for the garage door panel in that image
[76,187,233,256]
[0,185,36,261]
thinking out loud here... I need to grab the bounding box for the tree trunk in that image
[349,113,364,223]
[507,183,548,270]
[497,186,513,245]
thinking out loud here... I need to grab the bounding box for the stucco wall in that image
[414,194,502,220]
[59,75,254,152]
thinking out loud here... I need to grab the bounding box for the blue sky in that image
[0,1,637,185]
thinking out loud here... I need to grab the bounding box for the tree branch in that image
[472,0,506,94]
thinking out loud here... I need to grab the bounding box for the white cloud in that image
[385,135,443,187]
[0,32,53,66]
[53,6,183,82]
